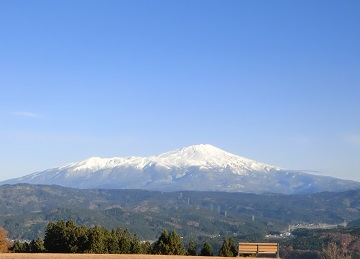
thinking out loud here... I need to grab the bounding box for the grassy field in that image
[0,254,279,259]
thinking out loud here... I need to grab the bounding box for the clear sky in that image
[0,1,359,182]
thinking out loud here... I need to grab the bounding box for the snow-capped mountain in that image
[1,144,360,194]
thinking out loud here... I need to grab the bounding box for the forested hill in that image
[1,184,360,240]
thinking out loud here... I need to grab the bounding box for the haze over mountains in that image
[1,144,359,194]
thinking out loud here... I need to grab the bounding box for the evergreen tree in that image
[219,238,233,257]
[44,220,87,253]
[140,241,152,254]
[200,241,213,256]
[130,234,141,254]
[118,228,132,254]
[187,239,197,256]
[228,237,237,256]
[41,220,155,255]
[152,229,186,255]
[44,220,67,252]
[168,230,186,255]
[29,237,45,253]
[86,226,109,254]
[76,225,89,253]
[152,228,170,254]
[23,242,31,253]
[107,229,119,254]
[64,220,81,253]
[10,240,25,253]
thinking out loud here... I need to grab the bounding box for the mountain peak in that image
[4,144,358,194]
[154,144,282,174]
[158,144,227,159]
[178,144,226,156]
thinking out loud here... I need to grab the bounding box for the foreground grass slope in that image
[0,254,279,259]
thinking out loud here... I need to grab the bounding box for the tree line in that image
[5,221,360,258]
[6,220,237,256]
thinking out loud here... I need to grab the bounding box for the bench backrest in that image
[238,242,279,257]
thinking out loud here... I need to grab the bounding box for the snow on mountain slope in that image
[37,144,282,177]
[154,144,282,173]
[1,144,360,194]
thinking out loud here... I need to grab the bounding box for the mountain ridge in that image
[56,144,283,174]
[1,144,359,194]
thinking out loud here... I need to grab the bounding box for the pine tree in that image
[152,229,170,254]
[22,242,31,253]
[76,225,89,253]
[140,241,152,254]
[200,241,213,256]
[29,237,45,253]
[44,220,88,253]
[130,234,141,254]
[44,220,67,252]
[64,220,80,253]
[168,230,186,255]
[187,239,197,256]
[228,237,237,256]
[152,229,186,255]
[118,228,132,253]
[219,238,233,257]
[107,229,119,254]
[10,240,25,253]
[87,226,109,254]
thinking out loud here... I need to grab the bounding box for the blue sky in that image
[0,1,359,182]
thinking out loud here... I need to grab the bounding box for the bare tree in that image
[322,242,347,259]
[0,227,9,253]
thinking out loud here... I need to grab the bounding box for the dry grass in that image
[0,255,209,259]
[0,254,279,259]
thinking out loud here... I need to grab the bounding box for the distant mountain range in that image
[1,144,359,194]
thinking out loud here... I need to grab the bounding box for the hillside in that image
[1,184,360,241]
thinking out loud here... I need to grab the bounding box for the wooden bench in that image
[238,242,279,257]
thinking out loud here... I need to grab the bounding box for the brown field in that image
[0,254,279,259]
